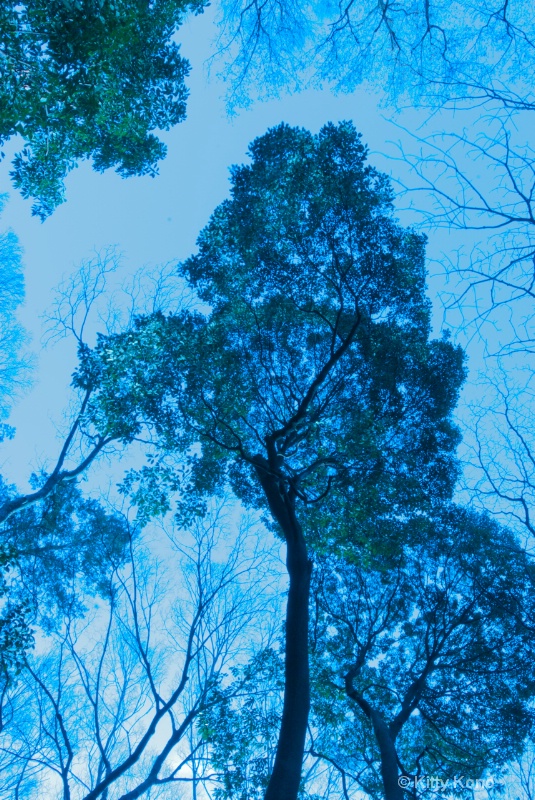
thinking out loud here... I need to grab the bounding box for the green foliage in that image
[76,122,465,548]
[310,506,535,795]
[70,123,474,796]
[0,543,33,681]
[0,0,206,218]
[0,477,130,671]
[118,460,189,524]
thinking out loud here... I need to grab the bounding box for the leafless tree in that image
[459,367,535,545]
[43,249,192,349]
[0,501,280,800]
[387,110,535,537]
[211,0,535,111]
[506,743,535,800]
[391,114,535,354]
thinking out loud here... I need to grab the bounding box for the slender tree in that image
[76,122,466,799]
[0,246,188,527]
[0,246,197,679]
[0,251,167,675]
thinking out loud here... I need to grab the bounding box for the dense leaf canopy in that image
[71,121,471,798]
[77,122,465,544]
[0,0,206,217]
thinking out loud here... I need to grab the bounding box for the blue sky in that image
[0,5,477,492]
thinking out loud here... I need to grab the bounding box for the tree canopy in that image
[0,477,130,683]
[2,0,535,793]
[216,0,535,111]
[78,121,465,523]
[74,121,467,800]
[199,506,535,799]
[310,505,535,799]
[0,0,206,218]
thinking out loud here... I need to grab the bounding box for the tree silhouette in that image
[77,121,466,799]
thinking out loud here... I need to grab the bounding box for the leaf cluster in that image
[0,0,206,217]
[76,122,466,548]
[0,476,130,672]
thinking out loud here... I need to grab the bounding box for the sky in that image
[0,4,483,493]
[1,9,533,792]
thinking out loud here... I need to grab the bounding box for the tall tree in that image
[75,122,466,799]
[0,0,206,218]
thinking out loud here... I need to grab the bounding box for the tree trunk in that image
[253,456,312,800]
[264,519,312,800]
[370,711,404,800]
[346,674,404,800]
